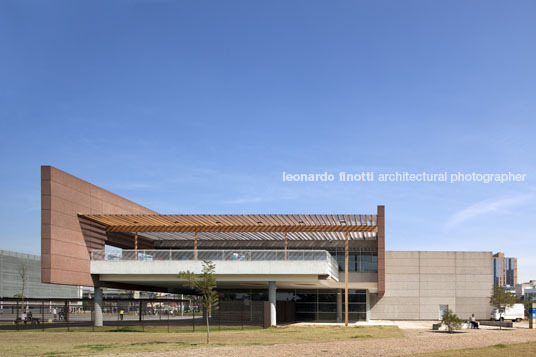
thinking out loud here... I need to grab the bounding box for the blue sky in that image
[1,1,535,281]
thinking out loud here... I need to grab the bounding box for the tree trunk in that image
[206,309,210,344]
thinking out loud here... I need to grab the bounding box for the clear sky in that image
[1,1,535,282]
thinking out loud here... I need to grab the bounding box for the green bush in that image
[441,309,463,333]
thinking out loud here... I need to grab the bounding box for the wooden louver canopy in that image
[80,214,378,233]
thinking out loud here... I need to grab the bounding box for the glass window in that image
[296,313,316,321]
[295,293,317,303]
[251,291,268,301]
[333,250,377,272]
[348,312,366,321]
[336,254,345,271]
[318,303,337,313]
[317,312,337,321]
[277,291,296,301]
[318,294,337,302]
[345,304,366,313]
[348,294,366,303]
[295,303,316,312]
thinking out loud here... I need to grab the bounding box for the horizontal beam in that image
[104,225,377,233]
[80,214,378,234]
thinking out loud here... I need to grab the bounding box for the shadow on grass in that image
[351,334,373,339]
[74,344,115,351]
[129,341,185,346]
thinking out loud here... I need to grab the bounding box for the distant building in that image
[493,252,517,287]
[516,280,536,299]
[525,288,536,300]
[0,250,80,298]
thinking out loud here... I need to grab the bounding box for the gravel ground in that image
[100,324,536,357]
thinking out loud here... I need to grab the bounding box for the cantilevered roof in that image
[80,214,378,234]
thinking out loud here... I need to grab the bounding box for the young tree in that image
[13,264,27,320]
[178,260,219,343]
[489,286,516,330]
[441,309,463,333]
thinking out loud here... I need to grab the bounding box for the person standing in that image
[53,307,57,321]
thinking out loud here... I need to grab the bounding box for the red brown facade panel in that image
[377,205,385,297]
[41,166,156,286]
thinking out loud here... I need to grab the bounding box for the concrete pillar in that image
[268,281,276,326]
[336,289,342,323]
[94,287,103,327]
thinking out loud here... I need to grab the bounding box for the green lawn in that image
[413,341,536,356]
[0,325,404,356]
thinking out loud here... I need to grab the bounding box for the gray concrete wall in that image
[370,251,493,320]
[0,250,80,298]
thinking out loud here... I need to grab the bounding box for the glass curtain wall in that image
[219,288,368,322]
[278,289,367,321]
[329,248,378,273]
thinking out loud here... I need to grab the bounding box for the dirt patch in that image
[110,327,536,357]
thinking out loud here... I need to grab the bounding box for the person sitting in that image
[469,314,479,329]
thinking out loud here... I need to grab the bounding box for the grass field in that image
[415,341,536,356]
[0,325,404,356]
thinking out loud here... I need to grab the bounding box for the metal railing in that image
[91,249,337,264]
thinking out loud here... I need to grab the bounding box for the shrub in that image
[441,309,463,333]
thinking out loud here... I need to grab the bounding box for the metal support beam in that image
[345,231,349,326]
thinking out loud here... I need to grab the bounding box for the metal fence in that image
[0,297,265,331]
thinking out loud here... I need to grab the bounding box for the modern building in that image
[0,250,80,299]
[525,288,536,300]
[493,252,517,287]
[516,280,536,299]
[41,166,493,326]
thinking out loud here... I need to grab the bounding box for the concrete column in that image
[94,287,103,327]
[336,289,342,323]
[365,290,370,322]
[268,281,277,326]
